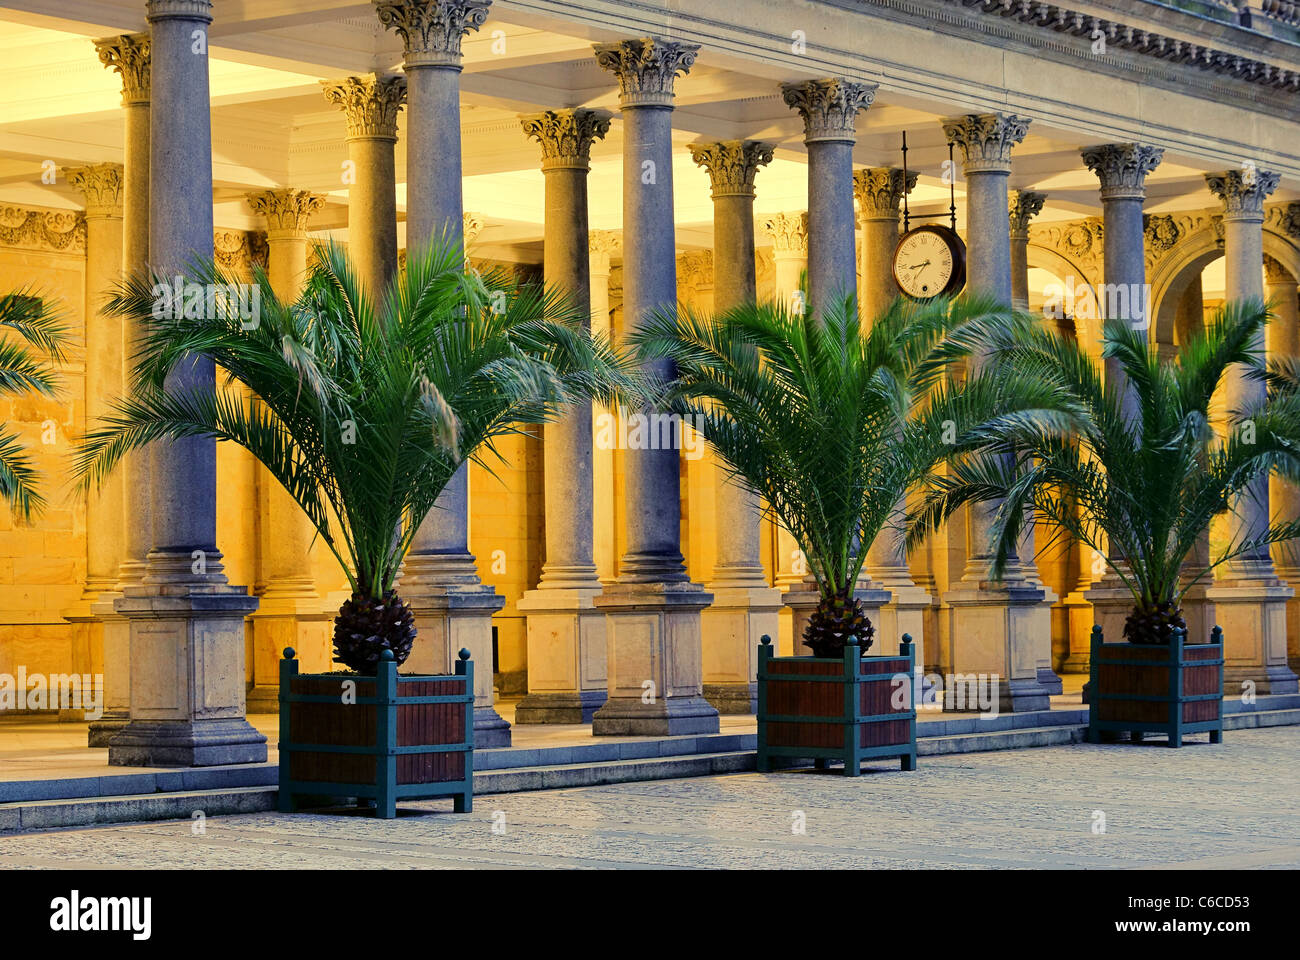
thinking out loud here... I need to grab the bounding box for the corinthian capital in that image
[1008,190,1048,239]
[942,113,1031,174]
[65,163,124,218]
[1206,168,1280,221]
[781,79,876,144]
[321,74,408,140]
[593,37,699,108]
[247,189,326,237]
[374,0,491,67]
[1081,143,1164,201]
[520,109,612,170]
[94,34,151,105]
[760,211,809,256]
[853,167,917,221]
[689,141,774,199]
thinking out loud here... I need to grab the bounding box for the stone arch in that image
[1151,221,1300,346]
[1026,242,1102,346]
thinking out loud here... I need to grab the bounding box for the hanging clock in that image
[892,224,966,300]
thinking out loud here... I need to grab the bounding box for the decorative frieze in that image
[1008,190,1047,240]
[853,167,917,221]
[760,211,809,256]
[65,164,125,218]
[246,189,326,238]
[0,205,85,253]
[374,0,491,67]
[214,230,269,273]
[1029,216,1103,275]
[1264,254,1293,285]
[1143,214,1182,256]
[321,74,408,140]
[689,140,774,199]
[593,37,699,108]
[942,113,1031,174]
[1081,143,1164,201]
[1206,169,1281,220]
[519,108,612,170]
[93,34,151,105]
[780,78,876,144]
[1268,201,1300,240]
[677,249,714,293]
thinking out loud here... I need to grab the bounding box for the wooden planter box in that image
[1085,625,1224,748]
[277,647,474,818]
[756,635,917,775]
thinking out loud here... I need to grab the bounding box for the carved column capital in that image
[321,74,408,140]
[246,189,326,239]
[374,0,491,67]
[1081,143,1164,201]
[1008,189,1048,240]
[145,0,213,23]
[1206,168,1280,222]
[589,230,621,275]
[689,140,774,199]
[780,78,876,144]
[593,37,699,108]
[942,113,1030,175]
[853,167,917,221]
[760,211,809,257]
[65,163,125,219]
[94,34,151,105]
[463,212,484,245]
[520,108,611,171]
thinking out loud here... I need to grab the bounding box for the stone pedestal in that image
[592,582,719,735]
[1207,581,1298,694]
[942,581,1052,713]
[515,587,606,722]
[109,577,264,767]
[247,598,332,713]
[700,583,783,713]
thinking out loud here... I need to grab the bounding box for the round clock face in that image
[893,227,960,300]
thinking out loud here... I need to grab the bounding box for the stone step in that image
[0,785,276,833]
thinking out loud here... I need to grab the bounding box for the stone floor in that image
[2,724,1295,869]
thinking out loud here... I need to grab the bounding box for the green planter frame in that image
[756,635,917,775]
[277,647,475,817]
[1085,624,1224,748]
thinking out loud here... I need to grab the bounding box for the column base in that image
[592,579,719,736]
[404,555,510,746]
[1036,666,1064,695]
[515,584,607,725]
[871,581,932,663]
[1206,579,1298,695]
[514,690,606,724]
[1060,590,1094,673]
[701,581,782,714]
[941,580,1052,712]
[107,718,267,767]
[87,714,129,748]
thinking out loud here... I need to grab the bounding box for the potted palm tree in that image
[912,302,1300,747]
[0,290,69,519]
[632,292,1079,774]
[73,237,634,815]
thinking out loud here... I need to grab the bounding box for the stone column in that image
[1266,258,1300,673]
[515,109,611,723]
[689,140,784,713]
[1205,169,1297,693]
[780,79,876,317]
[1006,189,1062,692]
[243,189,331,711]
[320,74,405,301]
[760,211,810,655]
[109,0,264,767]
[376,0,508,744]
[589,230,620,585]
[938,113,1049,712]
[1078,145,1181,655]
[589,37,718,735]
[61,163,126,722]
[85,33,151,745]
[854,167,933,658]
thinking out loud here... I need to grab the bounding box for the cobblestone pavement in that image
[2,727,1298,869]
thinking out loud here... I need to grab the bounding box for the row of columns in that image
[67,1,1298,765]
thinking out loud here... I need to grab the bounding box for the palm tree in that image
[630,292,1080,657]
[911,300,1300,644]
[73,238,636,674]
[0,290,69,520]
